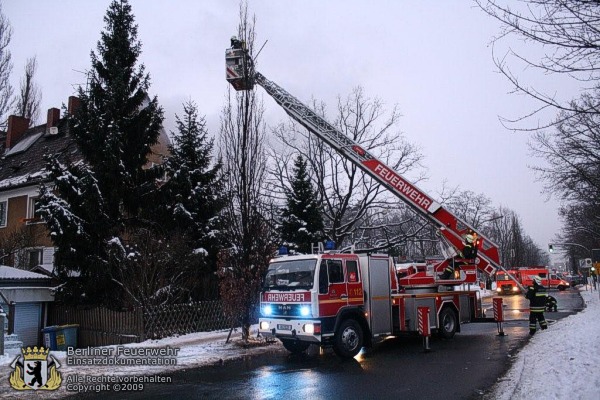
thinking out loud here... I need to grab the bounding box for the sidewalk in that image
[0,327,284,399]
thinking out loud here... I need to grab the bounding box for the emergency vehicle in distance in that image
[226,36,522,358]
[496,267,570,295]
[495,269,521,295]
[518,267,570,291]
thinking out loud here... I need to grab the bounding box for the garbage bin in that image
[42,324,79,351]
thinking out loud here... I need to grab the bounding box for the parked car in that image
[565,274,585,287]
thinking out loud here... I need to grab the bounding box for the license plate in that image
[277,324,292,331]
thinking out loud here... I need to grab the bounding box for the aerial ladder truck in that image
[225,37,522,358]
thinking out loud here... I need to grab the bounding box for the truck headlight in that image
[512,286,519,292]
[260,321,270,330]
[303,323,320,334]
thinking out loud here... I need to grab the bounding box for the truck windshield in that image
[264,259,317,290]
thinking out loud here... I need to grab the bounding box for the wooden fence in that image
[47,300,233,347]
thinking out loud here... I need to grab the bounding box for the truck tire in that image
[438,307,458,339]
[281,339,311,354]
[333,319,363,359]
[557,285,566,291]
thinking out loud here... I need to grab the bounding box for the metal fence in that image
[47,300,234,347]
[143,300,233,339]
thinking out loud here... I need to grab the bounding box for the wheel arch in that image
[334,307,372,347]
[438,300,461,333]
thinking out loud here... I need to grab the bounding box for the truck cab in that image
[495,270,521,295]
[259,253,371,358]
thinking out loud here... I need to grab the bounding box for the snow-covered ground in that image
[485,286,600,400]
[0,286,597,399]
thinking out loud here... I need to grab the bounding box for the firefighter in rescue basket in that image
[440,234,477,280]
[526,276,549,335]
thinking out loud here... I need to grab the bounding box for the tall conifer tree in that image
[150,100,226,296]
[280,155,324,253]
[156,101,224,239]
[39,0,163,307]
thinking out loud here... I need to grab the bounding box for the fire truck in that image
[225,37,522,358]
[495,269,521,295]
[518,267,570,291]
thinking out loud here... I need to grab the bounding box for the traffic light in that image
[549,244,554,253]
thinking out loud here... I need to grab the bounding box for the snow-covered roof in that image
[0,169,48,189]
[0,265,51,280]
[0,121,80,191]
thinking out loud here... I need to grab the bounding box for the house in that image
[0,95,170,272]
[0,97,82,270]
[0,95,170,348]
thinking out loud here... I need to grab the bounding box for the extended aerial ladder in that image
[225,38,524,291]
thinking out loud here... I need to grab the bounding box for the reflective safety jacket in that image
[461,244,476,259]
[526,284,548,313]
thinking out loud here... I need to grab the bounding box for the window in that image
[26,197,42,223]
[327,260,344,284]
[347,260,359,283]
[0,201,6,227]
[27,249,43,268]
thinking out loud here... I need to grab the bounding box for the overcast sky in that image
[4,1,578,258]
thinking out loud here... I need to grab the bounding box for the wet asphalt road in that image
[70,288,584,400]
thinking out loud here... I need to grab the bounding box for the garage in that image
[0,266,54,348]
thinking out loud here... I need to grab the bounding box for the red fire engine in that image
[518,267,570,291]
[226,37,522,358]
[495,269,521,295]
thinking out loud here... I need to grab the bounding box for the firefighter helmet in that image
[533,276,542,286]
[465,234,474,244]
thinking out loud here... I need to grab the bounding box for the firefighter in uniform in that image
[526,276,548,335]
[440,234,477,280]
[545,295,558,312]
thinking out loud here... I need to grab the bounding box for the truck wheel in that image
[333,319,363,359]
[281,339,310,354]
[557,285,566,291]
[438,307,458,339]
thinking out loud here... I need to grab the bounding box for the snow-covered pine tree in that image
[38,0,163,308]
[151,100,226,298]
[280,154,324,254]
[157,101,224,238]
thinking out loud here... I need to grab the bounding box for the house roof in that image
[0,119,79,191]
[0,114,169,192]
[0,265,51,280]
[30,264,54,277]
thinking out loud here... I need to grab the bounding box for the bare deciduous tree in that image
[271,88,426,252]
[14,56,41,126]
[477,0,600,130]
[529,101,600,203]
[438,184,496,230]
[0,3,13,130]
[0,226,42,268]
[217,2,276,341]
[478,1,599,265]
